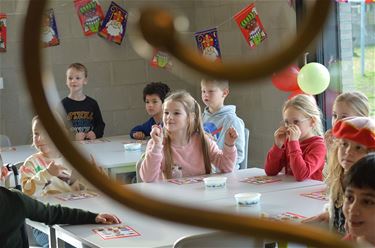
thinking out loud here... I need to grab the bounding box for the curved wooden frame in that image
[21,1,352,247]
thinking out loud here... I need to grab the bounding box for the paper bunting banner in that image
[336,0,374,2]
[194,28,222,62]
[74,0,104,36]
[42,9,60,47]
[150,49,173,70]
[234,3,267,48]
[0,14,7,52]
[98,1,128,45]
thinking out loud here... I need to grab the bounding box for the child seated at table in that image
[62,63,105,141]
[20,115,89,247]
[140,90,238,182]
[302,117,375,234]
[264,94,326,181]
[201,78,245,169]
[342,153,375,246]
[130,82,170,140]
[0,186,120,248]
[324,91,369,151]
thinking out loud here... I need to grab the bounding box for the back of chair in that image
[239,128,249,169]
[136,153,145,183]
[174,232,266,248]
[0,134,11,147]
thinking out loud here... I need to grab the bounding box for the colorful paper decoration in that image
[0,13,7,52]
[194,28,222,62]
[150,49,173,70]
[234,3,267,48]
[98,1,128,45]
[74,0,104,36]
[42,9,60,47]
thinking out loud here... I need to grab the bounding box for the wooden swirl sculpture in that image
[21,0,353,247]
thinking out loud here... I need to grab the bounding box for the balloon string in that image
[304,52,309,65]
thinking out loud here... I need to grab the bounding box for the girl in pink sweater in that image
[140,91,238,182]
[264,94,326,181]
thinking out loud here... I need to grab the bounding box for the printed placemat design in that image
[240,176,281,184]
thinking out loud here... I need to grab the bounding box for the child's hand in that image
[301,212,329,224]
[47,161,67,177]
[224,127,238,147]
[95,213,121,224]
[287,124,301,141]
[75,132,86,141]
[86,131,96,140]
[133,132,145,140]
[324,129,334,148]
[150,125,163,145]
[274,126,287,148]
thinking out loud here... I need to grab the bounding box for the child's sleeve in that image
[231,119,245,166]
[139,140,164,182]
[264,144,286,176]
[14,189,98,225]
[208,137,237,173]
[20,158,53,197]
[92,100,105,138]
[130,118,154,138]
[287,140,326,181]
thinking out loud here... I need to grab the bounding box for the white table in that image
[127,168,325,204]
[0,135,146,180]
[76,135,146,178]
[29,168,328,248]
[1,145,37,164]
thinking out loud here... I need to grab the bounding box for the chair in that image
[0,134,11,147]
[135,153,145,183]
[173,232,270,248]
[239,128,250,170]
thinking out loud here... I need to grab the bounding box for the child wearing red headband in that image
[303,116,375,234]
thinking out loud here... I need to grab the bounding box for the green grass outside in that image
[353,45,375,117]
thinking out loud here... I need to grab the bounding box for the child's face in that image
[343,186,375,243]
[201,82,228,111]
[163,100,188,134]
[66,68,87,93]
[32,120,52,154]
[332,101,359,126]
[337,139,369,171]
[145,94,163,117]
[282,106,314,141]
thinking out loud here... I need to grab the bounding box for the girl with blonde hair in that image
[140,91,238,182]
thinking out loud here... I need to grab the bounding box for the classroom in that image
[1,0,375,247]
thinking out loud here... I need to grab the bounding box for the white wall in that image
[0,0,296,167]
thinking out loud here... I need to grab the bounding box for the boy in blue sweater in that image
[130,82,170,140]
[201,79,245,169]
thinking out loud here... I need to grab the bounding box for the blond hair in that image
[162,91,211,179]
[334,91,369,117]
[201,78,229,90]
[282,94,324,136]
[325,143,344,208]
[67,63,88,78]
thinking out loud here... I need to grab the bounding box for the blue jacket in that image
[130,117,156,138]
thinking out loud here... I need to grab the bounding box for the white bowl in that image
[203,177,227,188]
[124,143,142,151]
[235,192,261,206]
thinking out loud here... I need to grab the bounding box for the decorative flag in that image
[234,3,267,48]
[150,49,173,70]
[98,1,128,45]
[42,9,60,47]
[336,0,374,2]
[74,0,104,36]
[194,28,221,62]
[0,14,7,52]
